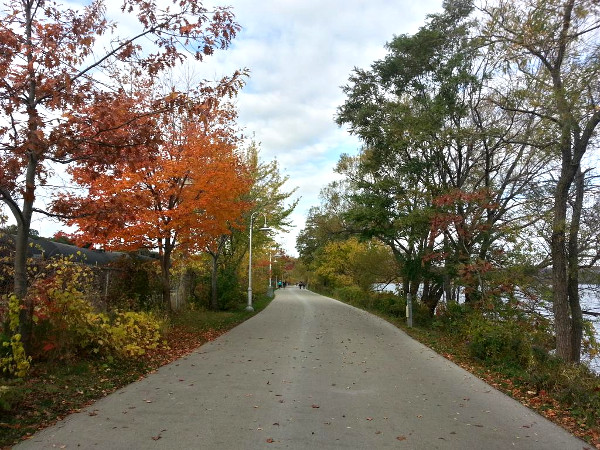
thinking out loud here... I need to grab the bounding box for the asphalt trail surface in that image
[16,287,590,449]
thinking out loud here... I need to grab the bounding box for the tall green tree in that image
[311,238,397,293]
[480,0,600,362]
[335,0,552,313]
[296,180,352,266]
[204,142,298,309]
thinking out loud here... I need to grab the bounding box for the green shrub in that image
[432,301,470,333]
[1,332,30,379]
[333,286,365,305]
[105,256,162,311]
[1,294,31,378]
[412,302,434,327]
[465,316,531,369]
[105,311,162,357]
[217,267,245,310]
[0,384,21,411]
[31,264,102,359]
[527,353,600,427]
[29,257,165,362]
[370,293,405,317]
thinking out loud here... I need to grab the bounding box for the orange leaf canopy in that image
[59,119,251,255]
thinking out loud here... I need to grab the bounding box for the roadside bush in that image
[217,267,245,310]
[370,292,405,317]
[412,302,434,327]
[30,259,101,359]
[433,301,469,333]
[464,314,531,369]
[105,311,163,357]
[1,332,30,379]
[104,256,162,311]
[1,294,31,378]
[333,286,366,306]
[29,257,165,361]
[0,383,26,413]
[527,352,600,427]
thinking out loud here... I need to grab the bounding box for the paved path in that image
[16,288,590,449]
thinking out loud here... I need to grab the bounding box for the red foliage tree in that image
[0,0,241,347]
[54,97,252,309]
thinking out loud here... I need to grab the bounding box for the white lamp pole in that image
[266,251,274,298]
[247,212,271,311]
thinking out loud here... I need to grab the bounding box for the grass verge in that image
[0,295,272,448]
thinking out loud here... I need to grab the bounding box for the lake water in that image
[372,283,600,372]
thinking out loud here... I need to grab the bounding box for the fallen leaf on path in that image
[397,435,407,441]
[311,404,320,408]
[266,438,274,443]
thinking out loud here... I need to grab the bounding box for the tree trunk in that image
[402,278,410,297]
[409,275,420,299]
[422,280,443,316]
[159,250,172,312]
[552,171,575,361]
[15,220,33,353]
[567,168,585,363]
[16,144,38,353]
[210,252,219,310]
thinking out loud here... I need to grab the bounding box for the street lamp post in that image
[247,212,271,311]
[272,252,283,290]
[266,251,274,298]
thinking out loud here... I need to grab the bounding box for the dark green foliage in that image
[193,266,244,311]
[333,286,365,304]
[216,266,245,310]
[466,317,531,368]
[330,286,407,319]
[104,256,162,311]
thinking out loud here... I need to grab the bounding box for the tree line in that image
[0,0,296,361]
[298,0,600,364]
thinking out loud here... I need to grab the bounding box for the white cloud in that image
[5,0,444,258]
[197,0,444,255]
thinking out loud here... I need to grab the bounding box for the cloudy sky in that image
[198,0,444,255]
[16,0,443,255]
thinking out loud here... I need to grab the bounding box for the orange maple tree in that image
[54,98,252,309]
